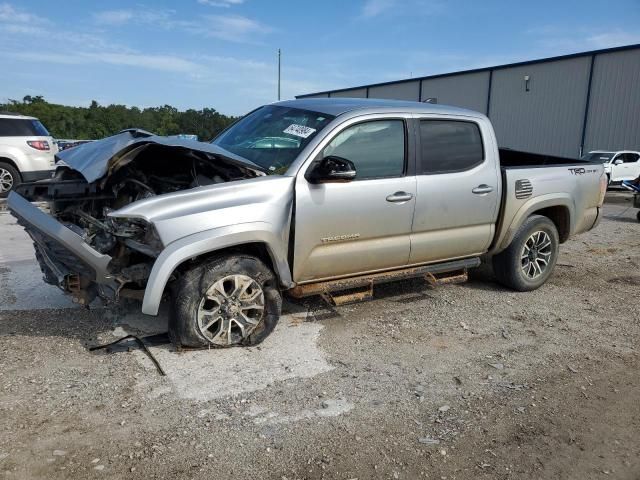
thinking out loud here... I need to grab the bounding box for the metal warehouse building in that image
[297,44,640,158]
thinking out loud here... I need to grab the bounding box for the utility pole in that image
[277,48,281,101]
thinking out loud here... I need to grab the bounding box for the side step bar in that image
[289,257,480,305]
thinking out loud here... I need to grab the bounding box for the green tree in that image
[0,96,237,140]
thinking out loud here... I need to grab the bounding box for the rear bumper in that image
[21,170,55,182]
[7,192,117,295]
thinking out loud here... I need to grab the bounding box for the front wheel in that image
[171,254,282,348]
[492,215,559,291]
[636,210,640,223]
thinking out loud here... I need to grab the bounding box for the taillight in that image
[598,174,607,206]
[27,140,50,151]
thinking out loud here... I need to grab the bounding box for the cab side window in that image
[621,153,640,163]
[419,120,484,174]
[322,120,406,180]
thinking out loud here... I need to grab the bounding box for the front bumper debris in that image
[7,192,119,303]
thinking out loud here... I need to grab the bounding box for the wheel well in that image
[172,242,279,280]
[531,206,571,243]
[0,157,20,172]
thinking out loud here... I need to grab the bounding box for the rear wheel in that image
[636,211,640,223]
[493,215,559,291]
[170,254,282,348]
[0,162,21,198]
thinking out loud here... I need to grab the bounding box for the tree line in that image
[0,96,237,141]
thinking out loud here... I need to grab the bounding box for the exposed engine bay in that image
[15,130,263,306]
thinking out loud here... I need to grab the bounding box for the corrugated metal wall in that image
[297,46,640,157]
[368,81,420,100]
[489,57,591,157]
[583,49,640,152]
[420,71,490,114]
[331,88,367,98]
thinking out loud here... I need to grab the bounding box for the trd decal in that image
[568,167,598,175]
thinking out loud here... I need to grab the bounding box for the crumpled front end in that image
[9,130,266,307]
[8,192,120,305]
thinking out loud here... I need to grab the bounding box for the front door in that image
[409,116,500,264]
[611,152,640,181]
[293,117,416,283]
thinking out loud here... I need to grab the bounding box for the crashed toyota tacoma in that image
[7,99,606,348]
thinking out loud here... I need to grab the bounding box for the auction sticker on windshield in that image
[284,124,316,138]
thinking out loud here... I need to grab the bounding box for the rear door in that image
[293,115,416,282]
[409,115,500,264]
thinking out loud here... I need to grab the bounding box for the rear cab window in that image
[0,118,50,137]
[418,119,484,174]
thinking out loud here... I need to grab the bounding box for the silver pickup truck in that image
[8,99,606,348]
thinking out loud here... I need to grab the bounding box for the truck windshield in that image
[581,152,614,162]
[212,105,334,174]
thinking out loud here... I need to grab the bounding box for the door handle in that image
[472,184,494,195]
[386,191,414,203]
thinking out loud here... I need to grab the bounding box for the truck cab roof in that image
[275,98,483,118]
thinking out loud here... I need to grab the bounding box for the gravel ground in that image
[0,192,639,479]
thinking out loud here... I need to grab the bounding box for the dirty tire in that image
[0,162,21,198]
[492,215,559,292]
[170,254,282,348]
[636,210,640,223]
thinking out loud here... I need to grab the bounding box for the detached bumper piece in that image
[7,192,119,304]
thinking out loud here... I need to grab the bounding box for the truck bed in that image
[491,149,605,255]
[498,148,595,168]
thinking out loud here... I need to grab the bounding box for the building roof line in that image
[296,43,640,98]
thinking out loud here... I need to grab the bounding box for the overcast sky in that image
[1,0,639,115]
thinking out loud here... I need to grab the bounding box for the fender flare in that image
[495,194,574,252]
[141,222,292,315]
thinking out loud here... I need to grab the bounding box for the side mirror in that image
[307,155,357,183]
[614,159,624,165]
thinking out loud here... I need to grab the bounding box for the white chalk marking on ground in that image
[250,398,354,425]
[136,313,333,401]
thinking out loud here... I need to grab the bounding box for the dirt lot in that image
[1,192,639,480]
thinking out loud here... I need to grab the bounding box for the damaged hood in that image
[110,175,294,245]
[56,128,266,183]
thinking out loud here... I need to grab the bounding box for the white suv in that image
[0,113,57,197]
[582,150,640,185]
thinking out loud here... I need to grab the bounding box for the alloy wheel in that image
[520,231,553,279]
[0,168,14,193]
[196,274,265,346]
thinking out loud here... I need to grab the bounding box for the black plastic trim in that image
[20,170,54,182]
